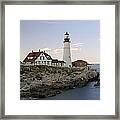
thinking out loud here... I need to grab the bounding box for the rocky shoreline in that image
[20,65,100,100]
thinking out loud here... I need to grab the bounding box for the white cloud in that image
[39,47,81,60]
[41,47,81,54]
[71,47,81,52]
[52,48,62,53]
[40,48,52,51]
[72,43,84,47]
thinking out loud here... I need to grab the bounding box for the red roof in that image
[72,60,87,63]
[72,60,88,67]
[23,50,65,64]
[23,51,52,63]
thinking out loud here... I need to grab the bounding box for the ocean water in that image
[89,64,100,73]
[43,64,100,100]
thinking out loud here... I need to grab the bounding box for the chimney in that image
[32,50,33,53]
[44,50,45,53]
[39,49,40,52]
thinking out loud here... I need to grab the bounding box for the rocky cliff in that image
[20,65,99,99]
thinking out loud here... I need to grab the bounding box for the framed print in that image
[0,0,119,119]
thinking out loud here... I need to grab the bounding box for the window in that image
[44,61,46,65]
[69,65,71,67]
[46,56,51,60]
[43,56,44,60]
[47,61,49,65]
[40,56,41,60]
[28,57,33,59]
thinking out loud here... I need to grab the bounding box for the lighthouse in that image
[63,32,72,67]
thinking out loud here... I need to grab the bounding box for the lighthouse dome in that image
[64,32,69,35]
[64,32,70,43]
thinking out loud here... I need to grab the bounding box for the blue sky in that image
[20,20,100,64]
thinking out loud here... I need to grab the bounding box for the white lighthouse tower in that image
[63,32,72,67]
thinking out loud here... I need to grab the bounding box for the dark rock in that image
[20,65,99,99]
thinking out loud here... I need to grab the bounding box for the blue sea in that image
[44,64,100,100]
[89,64,100,73]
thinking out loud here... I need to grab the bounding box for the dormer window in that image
[46,55,51,60]
[28,57,33,59]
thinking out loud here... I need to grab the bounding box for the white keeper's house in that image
[23,50,65,67]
